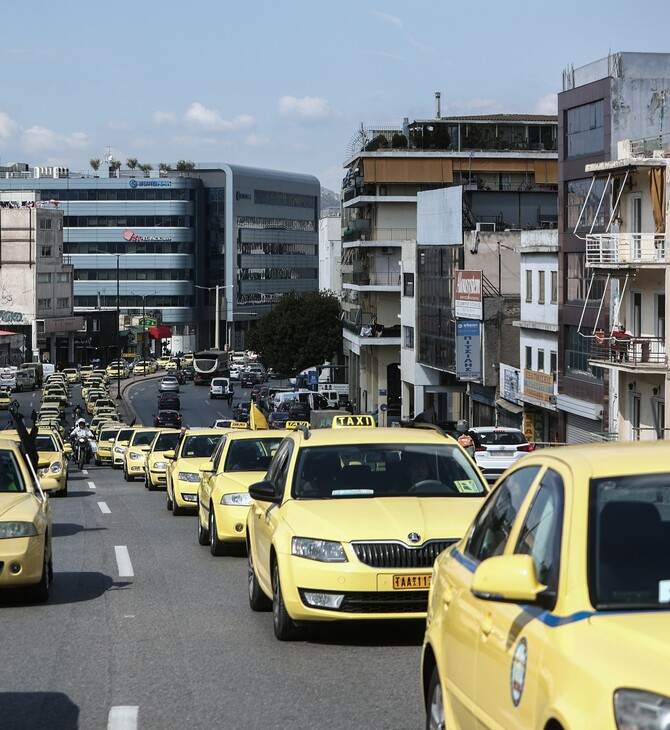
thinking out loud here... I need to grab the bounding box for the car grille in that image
[299,589,429,614]
[352,540,456,568]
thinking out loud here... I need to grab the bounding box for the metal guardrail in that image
[586,233,667,265]
[590,336,667,366]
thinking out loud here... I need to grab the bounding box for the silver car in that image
[158,375,180,393]
[470,426,535,484]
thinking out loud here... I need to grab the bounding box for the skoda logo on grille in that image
[407,532,421,543]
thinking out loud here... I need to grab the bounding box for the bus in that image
[193,349,229,386]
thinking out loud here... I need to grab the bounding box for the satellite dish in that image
[346,123,369,158]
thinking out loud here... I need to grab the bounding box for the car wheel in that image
[59,477,68,498]
[248,546,271,612]
[166,488,173,511]
[209,509,230,556]
[123,466,132,482]
[146,472,156,491]
[425,667,445,730]
[272,562,302,641]
[25,549,50,603]
[172,494,184,516]
[197,507,209,545]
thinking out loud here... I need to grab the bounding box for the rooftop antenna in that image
[435,91,441,119]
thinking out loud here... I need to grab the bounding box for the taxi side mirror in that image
[199,461,215,474]
[163,450,176,460]
[64,444,73,455]
[248,480,281,504]
[471,554,546,604]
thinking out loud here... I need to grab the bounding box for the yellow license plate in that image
[392,574,431,590]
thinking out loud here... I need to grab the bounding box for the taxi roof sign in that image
[286,420,311,430]
[331,414,376,428]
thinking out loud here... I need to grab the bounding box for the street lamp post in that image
[115,253,121,399]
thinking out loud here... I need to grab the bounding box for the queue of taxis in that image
[122,427,162,481]
[165,429,223,515]
[197,430,285,555]
[245,415,489,640]
[144,429,181,490]
[0,437,54,602]
[420,440,670,730]
[95,423,122,466]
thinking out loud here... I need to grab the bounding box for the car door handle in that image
[481,613,493,637]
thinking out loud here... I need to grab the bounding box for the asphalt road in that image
[0,380,426,730]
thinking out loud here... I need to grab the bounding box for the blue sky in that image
[1,0,670,192]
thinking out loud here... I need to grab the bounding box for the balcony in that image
[589,335,667,370]
[586,233,667,267]
[342,270,401,287]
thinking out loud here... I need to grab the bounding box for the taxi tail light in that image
[516,443,535,453]
[475,445,487,452]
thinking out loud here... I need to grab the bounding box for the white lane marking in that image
[98,502,111,514]
[88,481,96,490]
[107,705,138,730]
[82,469,89,475]
[114,546,134,578]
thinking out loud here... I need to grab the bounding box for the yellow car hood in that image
[0,493,41,521]
[176,457,210,472]
[281,497,482,543]
[215,471,265,495]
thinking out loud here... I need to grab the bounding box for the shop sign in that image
[0,311,24,323]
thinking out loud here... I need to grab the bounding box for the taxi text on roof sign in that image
[331,414,376,428]
[286,421,311,430]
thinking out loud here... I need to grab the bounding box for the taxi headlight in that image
[221,492,252,507]
[114,446,127,455]
[178,472,200,483]
[292,537,348,563]
[153,461,168,470]
[0,522,39,539]
[614,689,670,730]
[49,462,63,474]
[129,452,144,460]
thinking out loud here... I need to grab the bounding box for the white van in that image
[15,370,36,392]
[209,377,232,400]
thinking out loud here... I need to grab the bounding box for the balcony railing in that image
[342,227,416,243]
[342,271,401,286]
[589,335,667,366]
[586,233,667,265]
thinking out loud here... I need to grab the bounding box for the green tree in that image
[138,163,152,174]
[159,162,172,173]
[109,160,121,172]
[176,160,195,171]
[246,291,342,378]
[126,157,138,170]
[89,158,101,172]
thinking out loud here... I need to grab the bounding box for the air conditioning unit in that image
[476,222,495,232]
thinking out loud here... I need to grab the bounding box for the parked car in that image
[469,426,535,483]
[153,410,182,429]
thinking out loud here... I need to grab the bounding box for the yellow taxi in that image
[95,423,122,466]
[246,418,489,640]
[197,430,286,555]
[36,415,65,439]
[111,425,138,469]
[90,413,120,439]
[78,365,94,380]
[106,362,128,380]
[61,367,80,384]
[93,368,110,384]
[156,355,171,370]
[40,393,65,417]
[0,386,12,409]
[164,358,180,372]
[181,353,194,367]
[0,427,70,497]
[144,429,181,490]
[133,360,154,376]
[421,441,670,730]
[122,426,162,481]
[165,429,223,515]
[0,439,54,602]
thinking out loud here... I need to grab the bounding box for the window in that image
[403,273,414,297]
[565,252,606,304]
[538,270,545,304]
[39,218,52,230]
[550,351,557,377]
[465,466,540,561]
[537,349,545,372]
[92,319,100,332]
[56,272,70,283]
[525,346,532,370]
[40,246,52,258]
[525,270,532,302]
[565,325,604,382]
[56,297,69,308]
[37,273,52,284]
[37,298,51,310]
[566,100,604,158]
[566,178,608,232]
[404,326,414,349]
[551,271,558,303]
[657,294,665,339]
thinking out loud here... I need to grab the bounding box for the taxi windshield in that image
[224,437,282,472]
[154,432,181,451]
[590,475,670,609]
[292,444,487,499]
[181,434,220,458]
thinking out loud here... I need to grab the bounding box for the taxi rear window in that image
[293,444,486,499]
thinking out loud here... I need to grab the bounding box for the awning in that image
[148,325,173,340]
[495,397,523,414]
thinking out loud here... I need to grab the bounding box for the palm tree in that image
[158,162,173,174]
[138,163,152,175]
[90,158,101,172]
[176,160,195,171]
[126,157,138,171]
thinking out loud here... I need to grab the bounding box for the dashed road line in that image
[107,705,138,730]
[98,502,111,514]
[88,481,96,489]
[114,546,134,578]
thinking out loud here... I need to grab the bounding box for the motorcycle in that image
[73,435,91,470]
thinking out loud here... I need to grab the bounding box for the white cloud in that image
[533,93,558,115]
[21,126,88,154]
[246,132,270,148]
[408,36,437,55]
[373,11,403,29]
[152,111,179,126]
[183,103,255,132]
[0,112,18,141]
[278,96,331,121]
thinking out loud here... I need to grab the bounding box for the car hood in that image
[280,496,483,543]
[175,457,212,472]
[214,471,267,495]
[0,492,42,521]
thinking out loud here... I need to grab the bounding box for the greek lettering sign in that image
[139,318,158,327]
[456,320,481,380]
[454,270,483,320]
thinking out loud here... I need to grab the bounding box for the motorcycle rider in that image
[70,418,94,463]
[455,419,481,458]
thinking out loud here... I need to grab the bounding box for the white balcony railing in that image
[586,233,667,265]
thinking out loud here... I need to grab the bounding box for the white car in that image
[469,426,535,483]
[209,377,232,400]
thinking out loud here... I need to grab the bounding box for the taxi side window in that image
[211,437,227,470]
[465,465,540,562]
[266,441,292,500]
[514,468,563,599]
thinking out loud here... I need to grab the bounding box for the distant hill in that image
[321,187,340,215]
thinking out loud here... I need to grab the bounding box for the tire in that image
[209,509,230,556]
[172,493,184,516]
[25,549,51,603]
[77,449,85,471]
[58,474,68,498]
[166,489,173,511]
[197,508,209,546]
[272,562,302,641]
[248,546,271,611]
[425,666,445,730]
[123,466,132,482]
